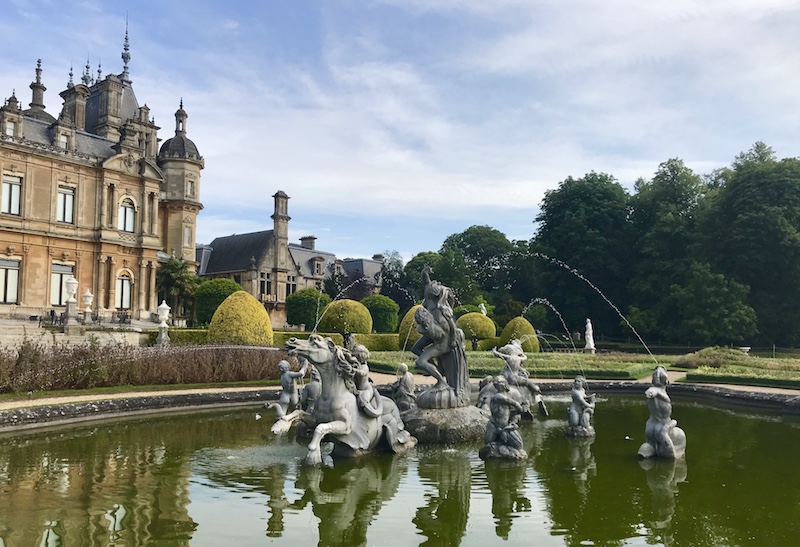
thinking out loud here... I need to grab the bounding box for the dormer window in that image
[58,133,68,149]
[4,121,15,137]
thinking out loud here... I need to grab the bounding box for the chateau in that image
[197,191,383,328]
[0,30,203,321]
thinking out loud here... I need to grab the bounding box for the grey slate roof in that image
[204,230,274,274]
[84,78,139,133]
[18,117,116,160]
[288,244,337,278]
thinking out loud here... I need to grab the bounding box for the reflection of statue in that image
[566,375,595,437]
[638,366,686,459]
[479,376,528,460]
[273,334,417,465]
[639,458,688,543]
[414,451,471,546]
[276,359,308,414]
[584,318,595,353]
[300,366,322,413]
[389,363,416,411]
[265,464,289,538]
[412,266,471,409]
[484,461,531,540]
[568,437,596,497]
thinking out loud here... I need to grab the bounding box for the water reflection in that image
[639,458,688,546]
[414,450,471,546]
[483,461,531,540]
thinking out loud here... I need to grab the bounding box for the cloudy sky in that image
[2,0,799,262]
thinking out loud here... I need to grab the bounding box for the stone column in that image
[107,256,117,310]
[97,255,107,311]
[150,192,158,235]
[100,183,108,227]
[137,259,147,319]
[110,184,118,229]
[141,190,149,235]
[149,261,158,314]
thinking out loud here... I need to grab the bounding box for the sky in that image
[2,0,800,263]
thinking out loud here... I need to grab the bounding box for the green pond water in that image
[0,394,799,546]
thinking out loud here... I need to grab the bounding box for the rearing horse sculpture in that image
[271,334,417,466]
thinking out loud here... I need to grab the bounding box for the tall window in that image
[5,121,15,137]
[0,259,19,303]
[58,134,68,149]
[287,275,298,296]
[1,175,21,215]
[183,225,192,247]
[57,186,75,223]
[50,264,74,306]
[259,272,272,297]
[115,272,132,310]
[188,180,195,197]
[118,199,135,232]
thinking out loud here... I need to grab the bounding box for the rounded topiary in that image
[498,316,540,353]
[194,278,243,325]
[317,299,373,334]
[207,291,273,346]
[361,294,400,333]
[286,288,331,329]
[457,312,497,341]
[398,304,423,350]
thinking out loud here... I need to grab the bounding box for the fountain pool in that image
[0,394,798,546]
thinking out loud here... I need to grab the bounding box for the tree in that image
[156,258,198,321]
[404,251,442,300]
[379,251,416,315]
[286,288,331,330]
[194,278,243,326]
[441,225,512,293]
[533,172,632,337]
[361,294,400,333]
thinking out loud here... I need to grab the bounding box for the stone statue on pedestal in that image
[584,318,595,354]
[638,366,686,459]
[389,363,416,412]
[479,376,528,460]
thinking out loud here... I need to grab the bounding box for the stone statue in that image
[566,375,595,437]
[300,365,322,413]
[584,318,595,354]
[275,358,308,414]
[476,340,547,417]
[638,366,686,459]
[479,302,487,315]
[479,376,528,460]
[272,334,417,465]
[411,266,471,409]
[389,363,416,411]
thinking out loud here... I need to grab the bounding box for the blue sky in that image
[3,0,800,263]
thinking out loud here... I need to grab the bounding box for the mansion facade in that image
[0,32,203,321]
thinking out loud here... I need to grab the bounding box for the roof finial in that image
[81,57,93,86]
[121,16,131,82]
[34,59,42,84]
[180,97,183,109]
[67,64,74,88]
[97,59,102,81]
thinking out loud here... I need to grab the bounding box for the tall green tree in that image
[441,225,512,293]
[404,251,442,300]
[156,258,198,321]
[286,288,331,330]
[361,294,400,332]
[532,172,632,337]
[378,251,415,315]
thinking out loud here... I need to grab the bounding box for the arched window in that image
[116,272,132,310]
[118,199,135,232]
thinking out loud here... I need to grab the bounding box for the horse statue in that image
[271,334,417,466]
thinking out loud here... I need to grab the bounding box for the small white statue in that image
[584,318,595,353]
[479,303,487,316]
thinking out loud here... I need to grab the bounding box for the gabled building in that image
[0,29,203,320]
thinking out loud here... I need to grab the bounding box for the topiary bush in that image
[456,312,497,341]
[207,291,273,346]
[398,304,423,350]
[194,278,243,326]
[286,288,331,329]
[317,299,373,335]
[498,316,540,353]
[361,294,400,333]
[353,333,401,351]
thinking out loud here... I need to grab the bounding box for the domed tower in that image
[157,100,204,268]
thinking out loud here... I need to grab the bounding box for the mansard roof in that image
[204,230,274,275]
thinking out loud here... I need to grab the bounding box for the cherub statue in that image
[638,366,686,459]
[566,375,595,437]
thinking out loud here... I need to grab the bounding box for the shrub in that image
[498,316,540,352]
[675,346,752,369]
[286,288,331,329]
[353,333,401,351]
[398,304,423,350]
[317,299,373,334]
[194,278,243,325]
[457,312,497,341]
[207,291,273,346]
[361,294,400,333]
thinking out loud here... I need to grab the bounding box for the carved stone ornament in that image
[6,245,15,255]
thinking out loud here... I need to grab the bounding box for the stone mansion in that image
[0,31,203,321]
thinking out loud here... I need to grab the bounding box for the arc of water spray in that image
[533,253,657,364]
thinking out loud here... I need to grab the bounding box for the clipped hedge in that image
[147,329,208,346]
[398,305,423,350]
[286,288,331,329]
[499,316,540,353]
[317,299,373,334]
[457,312,497,340]
[361,294,400,333]
[353,333,400,351]
[194,278,243,326]
[207,291,273,346]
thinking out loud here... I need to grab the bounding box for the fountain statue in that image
[272,334,417,465]
[638,366,686,459]
[566,375,596,437]
[476,340,547,417]
[300,365,322,413]
[584,318,595,354]
[411,266,471,409]
[388,363,416,412]
[479,376,528,460]
[273,358,309,415]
